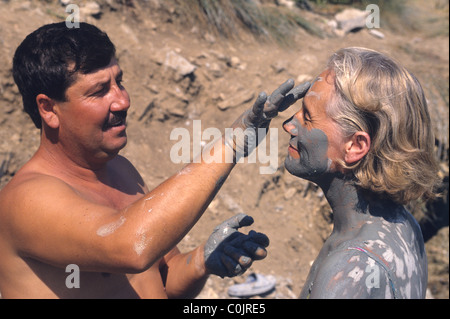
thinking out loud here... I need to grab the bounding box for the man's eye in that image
[93,86,108,96]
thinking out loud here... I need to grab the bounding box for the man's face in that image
[55,58,130,163]
[282,69,345,181]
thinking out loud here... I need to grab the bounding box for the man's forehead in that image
[87,59,121,77]
[72,59,122,85]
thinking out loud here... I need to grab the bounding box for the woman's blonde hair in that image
[327,47,440,204]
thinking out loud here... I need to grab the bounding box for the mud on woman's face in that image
[282,69,343,181]
[283,116,331,180]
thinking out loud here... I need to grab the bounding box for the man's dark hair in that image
[12,22,116,129]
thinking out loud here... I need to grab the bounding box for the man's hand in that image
[225,79,311,161]
[204,214,269,278]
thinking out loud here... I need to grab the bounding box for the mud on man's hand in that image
[204,213,269,278]
[225,79,311,161]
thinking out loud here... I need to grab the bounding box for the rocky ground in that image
[0,0,448,299]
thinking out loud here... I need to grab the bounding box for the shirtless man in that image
[0,22,309,298]
[282,47,440,298]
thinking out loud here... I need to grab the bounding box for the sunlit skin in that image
[282,69,427,299]
[283,70,346,181]
[40,58,130,169]
[0,51,280,298]
[0,58,236,298]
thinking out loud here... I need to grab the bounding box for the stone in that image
[334,8,369,34]
[368,29,385,39]
[164,50,197,80]
[81,1,101,17]
[217,89,255,111]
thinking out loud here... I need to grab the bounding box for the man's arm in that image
[1,80,308,275]
[159,246,208,299]
[2,142,234,274]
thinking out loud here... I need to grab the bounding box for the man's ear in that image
[344,132,371,165]
[36,94,60,129]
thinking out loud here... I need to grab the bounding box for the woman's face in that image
[282,69,346,181]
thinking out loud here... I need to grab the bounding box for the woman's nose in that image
[283,114,300,135]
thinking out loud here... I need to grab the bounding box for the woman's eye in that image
[303,110,311,122]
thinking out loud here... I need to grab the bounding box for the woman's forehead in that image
[305,69,335,103]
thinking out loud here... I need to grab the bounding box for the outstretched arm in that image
[3,80,307,276]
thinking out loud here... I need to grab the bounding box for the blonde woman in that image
[283,47,440,299]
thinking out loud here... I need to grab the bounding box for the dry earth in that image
[0,0,448,299]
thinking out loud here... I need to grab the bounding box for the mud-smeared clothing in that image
[300,205,427,299]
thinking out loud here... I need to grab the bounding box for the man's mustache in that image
[103,111,127,130]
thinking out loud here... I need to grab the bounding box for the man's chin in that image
[103,137,127,157]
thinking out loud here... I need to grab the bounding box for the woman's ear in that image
[36,94,60,129]
[344,132,371,165]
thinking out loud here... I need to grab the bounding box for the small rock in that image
[204,33,216,44]
[206,62,224,78]
[164,50,197,80]
[105,0,119,11]
[218,193,244,215]
[217,89,255,111]
[271,60,287,74]
[227,56,241,68]
[81,1,101,18]
[296,74,313,83]
[334,8,369,34]
[146,84,159,94]
[284,187,297,200]
[368,29,385,39]
[167,103,186,117]
[276,0,296,9]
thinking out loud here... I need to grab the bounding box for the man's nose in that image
[110,86,130,112]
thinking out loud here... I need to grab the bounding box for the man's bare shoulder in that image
[0,167,80,219]
[0,157,132,265]
[0,154,145,206]
[1,159,69,191]
[0,167,91,256]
